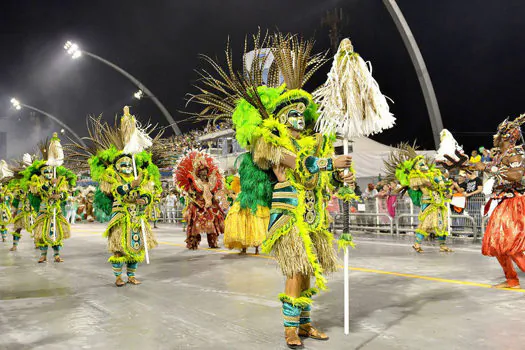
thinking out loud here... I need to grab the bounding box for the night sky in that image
[1,0,525,156]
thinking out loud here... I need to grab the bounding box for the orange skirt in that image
[482,195,525,256]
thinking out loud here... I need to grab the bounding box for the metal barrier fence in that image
[154,194,487,241]
[331,195,487,240]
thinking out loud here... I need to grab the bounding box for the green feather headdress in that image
[188,30,327,144]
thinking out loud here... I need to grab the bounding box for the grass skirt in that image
[33,211,70,247]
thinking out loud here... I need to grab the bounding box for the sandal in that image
[115,276,126,287]
[439,245,454,252]
[38,256,47,263]
[127,277,142,285]
[298,324,329,341]
[284,327,304,349]
[54,256,64,263]
[412,244,423,253]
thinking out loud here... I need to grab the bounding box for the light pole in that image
[64,41,182,135]
[383,0,444,149]
[10,98,87,147]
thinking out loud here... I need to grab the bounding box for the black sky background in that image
[1,0,525,155]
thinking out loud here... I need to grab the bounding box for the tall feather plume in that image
[270,33,328,90]
[186,29,290,124]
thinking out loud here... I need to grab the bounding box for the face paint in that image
[276,101,307,132]
[116,157,133,175]
[415,159,429,172]
[42,166,53,180]
[287,109,305,131]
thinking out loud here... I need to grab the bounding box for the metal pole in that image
[82,51,182,136]
[21,104,87,147]
[383,0,444,149]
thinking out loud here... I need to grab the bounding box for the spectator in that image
[354,185,362,197]
[461,171,483,236]
[386,181,399,218]
[362,183,378,229]
[450,172,467,235]
[470,150,481,163]
[481,148,492,163]
[165,191,177,223]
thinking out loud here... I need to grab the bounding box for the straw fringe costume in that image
[384,144,452,253]
[188,31,354,348]
[174,151,225,249]
[67,108,161,286]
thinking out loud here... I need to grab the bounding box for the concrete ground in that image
[1,224,525,350]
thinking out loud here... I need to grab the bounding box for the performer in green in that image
[9,154,37,251]
[384,144,453,253]
[188,32,355,349]
[25,135,77,263]
[68,108,161,286]
[0,168,13,243]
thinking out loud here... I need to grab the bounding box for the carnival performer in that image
[25,134,77,263]
[384,144,453,253]
[188,32,355,349]
[9,175,36,251]
[67,108,161,286]
[0,160,14,242]
[458,115,525,288]
[174,150,224,249]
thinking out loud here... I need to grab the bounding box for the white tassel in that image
[0,160,13,179]
[121,106,153,155]
[314,38,395,138]
[46,132,64,167]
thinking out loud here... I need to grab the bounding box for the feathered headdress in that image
[174,150,223,195]
[495,113,525,145]
[65,107,163,182]
[383,143,425,186]
[314,38,395,138]
[187,30,328,140]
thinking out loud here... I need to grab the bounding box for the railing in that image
[330,194,486,240]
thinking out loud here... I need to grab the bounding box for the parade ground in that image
[2,223,525,350]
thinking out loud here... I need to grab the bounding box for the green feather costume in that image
[384,144,453,248]
[189,31,349,337]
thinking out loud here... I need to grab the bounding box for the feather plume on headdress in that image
[314,38,395,138]
[46,132,64,167]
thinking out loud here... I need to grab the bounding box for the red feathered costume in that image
[174,151,225,249]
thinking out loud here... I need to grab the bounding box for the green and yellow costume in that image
[68,108,162,286]
[0,182,12,242]
[189,32,354,347]
[385,145,453,252]
[24,159,76,261]
[9,181,36,250]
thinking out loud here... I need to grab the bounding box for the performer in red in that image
[174,151,225,249]
[472,114,525,288]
